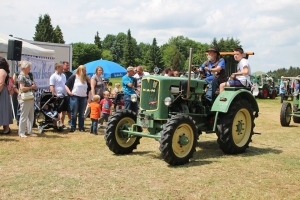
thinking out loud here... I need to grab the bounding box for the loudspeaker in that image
[7,39,22,61]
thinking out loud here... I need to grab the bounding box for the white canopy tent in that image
[0,32,55,58]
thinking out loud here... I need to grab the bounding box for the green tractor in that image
[252,74,277,99]
[280,77,300,126]
[104,49,259,165]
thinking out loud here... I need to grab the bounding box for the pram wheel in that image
[38,125,43,134]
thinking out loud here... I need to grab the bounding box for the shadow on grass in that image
[0,137,19,142]
[165,140,283,168]
[282,125,299,127]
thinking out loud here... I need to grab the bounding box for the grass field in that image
[1,98,300,199]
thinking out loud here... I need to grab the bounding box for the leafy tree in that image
[136,42,151,64]
[94,31,102,49]
[110,40,122,64]
[33,14,55,42]
[72,42,102,69]
[102,49,113,61]
[102,34,116,49]
[53,25,65,44]
[123,29,135,67]
[144,38,164,72]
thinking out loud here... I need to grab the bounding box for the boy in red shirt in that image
[98,91,112,129]
[89,95,101,135]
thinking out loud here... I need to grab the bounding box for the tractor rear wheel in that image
[105,109,141,154]
[216,99,254,154]
[262,87,269,99]
[269,90,277,99]
[280,102,292,126]
[159,114,198,165]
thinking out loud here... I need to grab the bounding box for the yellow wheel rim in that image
[115,117,137,148]
[232,108,251,147]
[172,123,194,158]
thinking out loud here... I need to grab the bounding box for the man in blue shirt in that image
[193,46,226,103]
[122,66,138,112]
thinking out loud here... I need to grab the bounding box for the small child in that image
[89,95,101,135]
[111,83,121,97]
[98,91,112,129]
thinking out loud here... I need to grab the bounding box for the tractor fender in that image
[211,89,259,113]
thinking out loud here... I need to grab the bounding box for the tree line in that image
[34,14,242,75]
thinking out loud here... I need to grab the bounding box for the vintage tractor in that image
[280,77,297,101]
[253,74,277,99]
[104,49,259,165]
[280,77,300,126]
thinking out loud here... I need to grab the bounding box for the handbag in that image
[21,91,34,101]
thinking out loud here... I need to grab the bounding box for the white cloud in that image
[1,0,300,73]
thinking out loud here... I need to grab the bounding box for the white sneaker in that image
[28,133,37,137]
[19,134,27,138]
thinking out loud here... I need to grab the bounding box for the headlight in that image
[164,97,172,106]
[131,94,138,102]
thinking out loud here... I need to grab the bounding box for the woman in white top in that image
[220,47,251,93]
[65,65,91,132]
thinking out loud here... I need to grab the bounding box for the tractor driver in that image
[122,66,138,113]
[192,46,226,103]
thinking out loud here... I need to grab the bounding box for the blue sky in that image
[1,0,300,73]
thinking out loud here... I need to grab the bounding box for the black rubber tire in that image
[269,90,277,99]
[159,114,198,165]
[104,109,141,154]
[293,115,300,123]
[280,102,291,126]
[216,99,254,154]
[258,89,264,99]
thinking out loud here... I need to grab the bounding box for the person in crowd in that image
[122,66,137,113]
[13,69,36,126]
[0,57,13,134]
[173,71,179,77]
[49,63,68,129]
[65,65,91,132]
[133,66,147,95]
[102,78,111,94]
[192,46,226,102]
[98,91,112,129]
[62,61,72,125]
[279,81,287,104]
[18,60,38,138]
[90,66,105,99]
[220,47,251,93]
[111,83,122,98]
[88,95,101,135]
[295,79,300,92]
[164,67,173,77]
[62,61,73,80]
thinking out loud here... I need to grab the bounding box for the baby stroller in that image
[35,91,65,134]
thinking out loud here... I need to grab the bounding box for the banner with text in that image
[21,55,55,89]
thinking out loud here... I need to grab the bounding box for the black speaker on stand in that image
[7,39,22,61]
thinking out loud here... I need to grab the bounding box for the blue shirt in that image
[122,75,136,95]
[200,59,226,82]
[279,83,286,94]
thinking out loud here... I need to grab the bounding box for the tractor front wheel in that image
[216,99,254,154]
[280,102,292,126]
[159,114,198,165]
[105,109,141,154]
